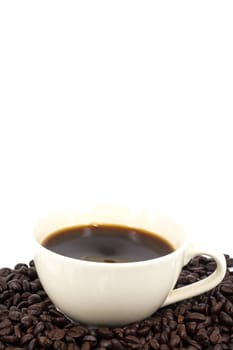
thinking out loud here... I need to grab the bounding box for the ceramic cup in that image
[32,205,226,326]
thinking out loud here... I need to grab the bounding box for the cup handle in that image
[162,242,227,307]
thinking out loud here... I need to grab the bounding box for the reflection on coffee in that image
[42,224,174,263]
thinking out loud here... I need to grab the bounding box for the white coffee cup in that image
[32,205,226,326]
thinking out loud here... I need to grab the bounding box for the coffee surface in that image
[42,224,174,262]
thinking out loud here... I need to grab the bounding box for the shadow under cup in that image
[32,207,226,326]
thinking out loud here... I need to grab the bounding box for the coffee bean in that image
[169,334,180,347]
[27,337,37,350]
[1,335,18,344]
[111,338,124,350]
[97,328,113,339]
[0,268,12,277]
[81,342,91,350]
[8,310,21,321]
[160,344,169,350]
[37,335,52,347]
[48,328,66,340]
[125,335,140,344]
[219,311,233,325]
[67,344,80,350]
[7,280,22,292]
[137,326,150,336]
[149,337,160,349]
[186,312,206,322]
[100,339,112,348]
[33,321,45,335]
[0,319,12,336]
[83,335,97,345]
[28,293,42,304]
[20,333,34,345]
[20,315,33,328]
[67,326,87,338]
[14,324,21,339]
[1,255,233,350]
[213,345,223,350]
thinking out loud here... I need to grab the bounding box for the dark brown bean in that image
[28,293,42,304]
[1,256,233,350]
[149,337,160,349]
[97,327,113,339]
[8,310,21,321]
[54,340,67,350]
[219,311,233,325]
[112,338,124,350]
[14,324,21,338]
[67,344,80,350]
[81,342,91,350]
[37,335,53,347]
[160,345,170,350]
[20,333,34,345]
[47,328,66,340]
[20,315,33,327]
[83,335,97,345]
[1,335,18,344]
[100,339,112,349]
[8,280,22,292]
[33,320,45,335]
[213,345,223,350]
[67,326,87,338]
[186,312,206,322]
[169,334,180,347]
[0,319,12,336]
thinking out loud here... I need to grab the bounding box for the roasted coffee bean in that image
[160,344,170,350]
[54,340,67,350]
[47,328,66,340]
[1,335,18,344]
[111,338,124,350]
[99,339,112,348]
[27,337,37,350]
[37,335,52,347]
[81,342,91,350]
[33,321,45,335]
[8,310,21,321]
[137,326,150,336]
[169,334,180,347]
[28,293,42,304]
[125,335,140,344]
[0,319,12,336]
[1,255,233,349]
[186,312,206,322]
[83,335,97,345]
[97,328,113,339]
[149,337,160,349]
[20,315,33,327]
[67,344,80,350]
[67,326,87,338]
[14,324,21,339]
[7,280,22,292]
[0,268,12,277]
[20,333,34,345]
[219,311,233,325]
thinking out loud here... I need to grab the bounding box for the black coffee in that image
[42,224,174,263]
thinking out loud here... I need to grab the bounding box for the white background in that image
[0,1,233,267]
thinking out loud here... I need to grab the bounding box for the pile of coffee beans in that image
[0,255,233,350]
